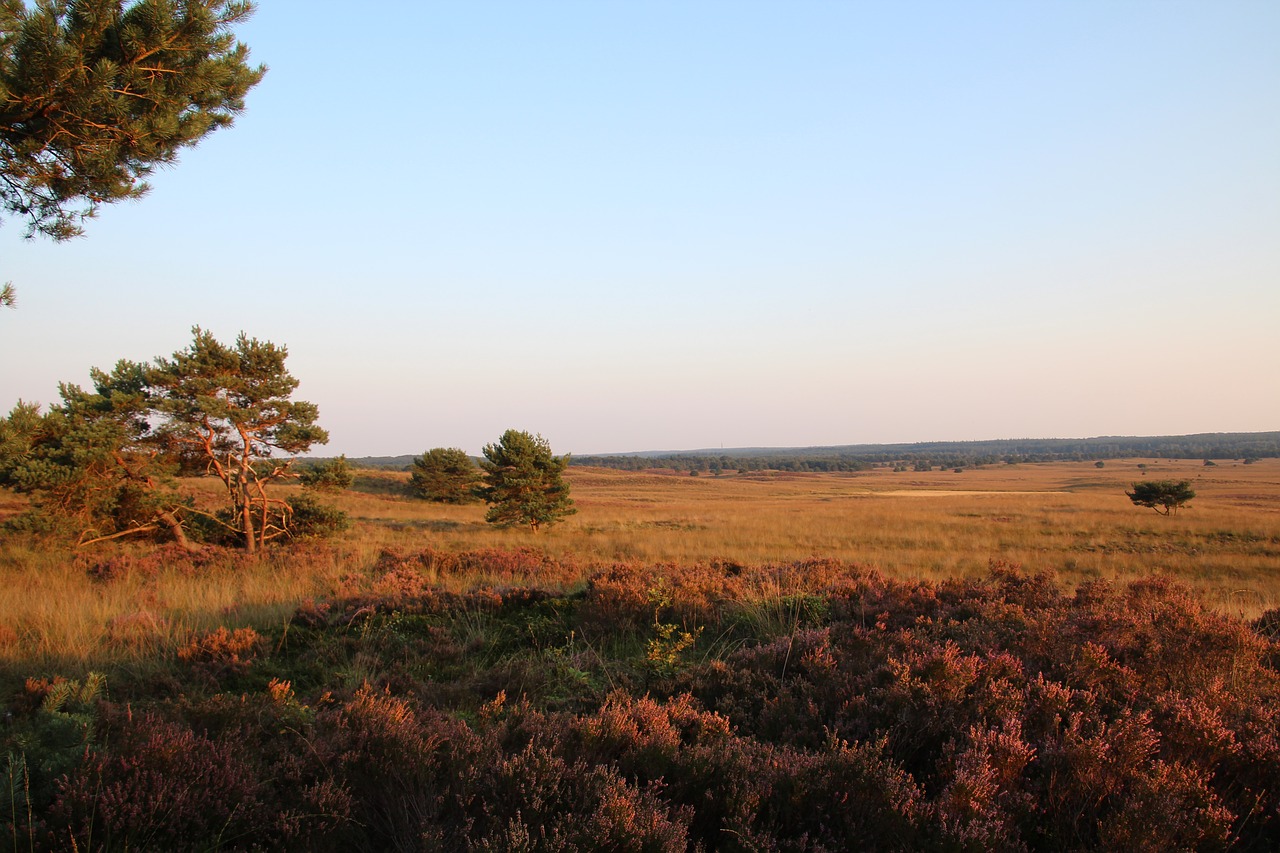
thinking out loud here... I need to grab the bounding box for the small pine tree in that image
[478,430,575,533]
[300,455,354,492]
[409,448,480,503]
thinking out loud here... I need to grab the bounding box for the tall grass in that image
[0,541,360,674]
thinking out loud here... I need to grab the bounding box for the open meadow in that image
[4,457,1280,850]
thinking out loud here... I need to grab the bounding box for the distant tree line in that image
[571,432,1280,474]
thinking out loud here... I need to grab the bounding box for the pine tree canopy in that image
[0,0,265,240]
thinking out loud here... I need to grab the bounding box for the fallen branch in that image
[77,524,160,547]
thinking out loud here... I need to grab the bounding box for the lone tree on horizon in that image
[478,430,575,533]
[1126,479,1196,516]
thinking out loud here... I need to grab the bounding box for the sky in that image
[2,1,1277,458]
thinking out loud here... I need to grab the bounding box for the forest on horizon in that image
[344,430,1280,473]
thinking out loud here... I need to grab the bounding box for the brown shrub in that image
[81,553,153,584]
[77,544,250,584]
[49,712,266,849]
[177,626,262,674]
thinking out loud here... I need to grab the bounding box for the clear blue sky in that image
[2,1,1277,457]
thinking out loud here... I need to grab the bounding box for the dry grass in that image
[1,457,1277,670]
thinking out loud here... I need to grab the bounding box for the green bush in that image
[300,455,354,492]
[286,494,350,539]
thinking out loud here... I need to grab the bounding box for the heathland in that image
[3,457,1279,849]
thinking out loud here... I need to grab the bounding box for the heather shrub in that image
[315,687,692,850]
[75,542,238,582]
[784,737,925,852]
[674,563,1280,850]
[321,685,473,848]
[462,742,690,851]
[11,551,1280,851]
[578,558,865,642]
[290,597,332,628]
[1254,607,1280,642]
[1095,759,1233,851]
[561,692,925,850]
[45,697,352,852]
[80,552,153,584]
[928,719,1036,850]
[372,546,580,588]
[49,712,266,850]
[574,692,732,781]
[578,563,668,636]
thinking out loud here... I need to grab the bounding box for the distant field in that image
[1,457,1277,670]
[341,457,1280,614]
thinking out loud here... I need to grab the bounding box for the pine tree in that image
[0,0,265,240]
[478,430,575,533]
[148,327,328,553]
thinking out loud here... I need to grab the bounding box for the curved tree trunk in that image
[157,510,198,552]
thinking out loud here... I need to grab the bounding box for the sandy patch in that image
[876,489,1070,497]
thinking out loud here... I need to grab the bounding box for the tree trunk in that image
[238,431,257,554]
[240,477,256,554]
[157,510,199,552]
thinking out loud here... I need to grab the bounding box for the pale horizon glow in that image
[2,1,1277,458]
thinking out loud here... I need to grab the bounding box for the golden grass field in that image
[2,457,1278,670]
